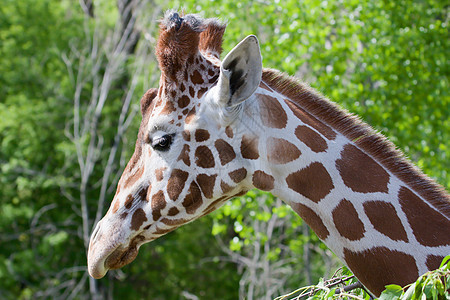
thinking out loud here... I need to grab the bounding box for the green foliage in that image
[379,255,450,300]
[0,0,448,299]
[274,266,371,300]
[276,256,450,300]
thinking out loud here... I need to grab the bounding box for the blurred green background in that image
[0,0,448,299]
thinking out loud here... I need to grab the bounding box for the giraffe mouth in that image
[105,235,145,270]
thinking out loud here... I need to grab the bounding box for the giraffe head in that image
[88,11,263,279]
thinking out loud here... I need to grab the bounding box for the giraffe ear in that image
[216,35,262,107]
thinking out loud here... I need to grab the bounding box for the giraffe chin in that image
[105,235,145,271]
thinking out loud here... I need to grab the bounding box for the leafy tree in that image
[0,0,447,299]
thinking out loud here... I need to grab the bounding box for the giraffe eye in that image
[151,134,174,151]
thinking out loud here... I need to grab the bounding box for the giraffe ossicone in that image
[88,11,450,296]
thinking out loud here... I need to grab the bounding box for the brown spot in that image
[125,194,134,209]
[291,203,329,240]
[257,93,287,128]
[189,86,195,98]
[167,169,189,201]
[399,187,450,247]
[195,129,210,142]
[196,174,217,198]
[191,70,204,84]
[182,130,191,141]
[332,199,366,241]
[336,144,390,193]
[182,108,189,115]
[197,87,208,98]
[178,95,190,108]
[229,168,247,183]
[252,170,274,191]
[195,146,215,168]
[267,137,301,164]
[295,125,328,153]
[183,181,203,214]
[131,208,148,231]
[426,255,445,271]
[153,226,177,235]
[208,69,215,77]
[168,207,180,216]
[363,201,408,242]
[177,144,191,166]
[220,181,233,193]
[161,217,188,226]
[344,247,418,296]
[124,166,144,189]
[209,74,219,83]
[138,187,148,202]
[155,167,166,181]
[215,139,236,165]
[185,106,196,124]
[286,162,334,203]
[151,190,166,221]
[225,126,233,138]
[180,83,186,92]
[241,135,259,160]
[161,100,176,115]
[120,212,128,219]
[285,99,337,140]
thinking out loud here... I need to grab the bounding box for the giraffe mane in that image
[262,68,450,217]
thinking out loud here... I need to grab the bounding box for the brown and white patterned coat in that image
[88,11,450,296]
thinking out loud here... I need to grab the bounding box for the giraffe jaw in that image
[104,235,145,271]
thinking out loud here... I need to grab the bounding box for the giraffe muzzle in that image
[88,218,145,279]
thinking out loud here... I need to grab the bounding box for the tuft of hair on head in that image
[156,10,227,84]
[199,18,227,58]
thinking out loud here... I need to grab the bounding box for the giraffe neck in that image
[239,70,450,296]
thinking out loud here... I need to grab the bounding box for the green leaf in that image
[325,288,335,298]
[422,281,434,298]
[439,255,450,269]
[402,283,416,299]
[379,284,403,300]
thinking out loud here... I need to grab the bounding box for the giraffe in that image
[87,11,450,296]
